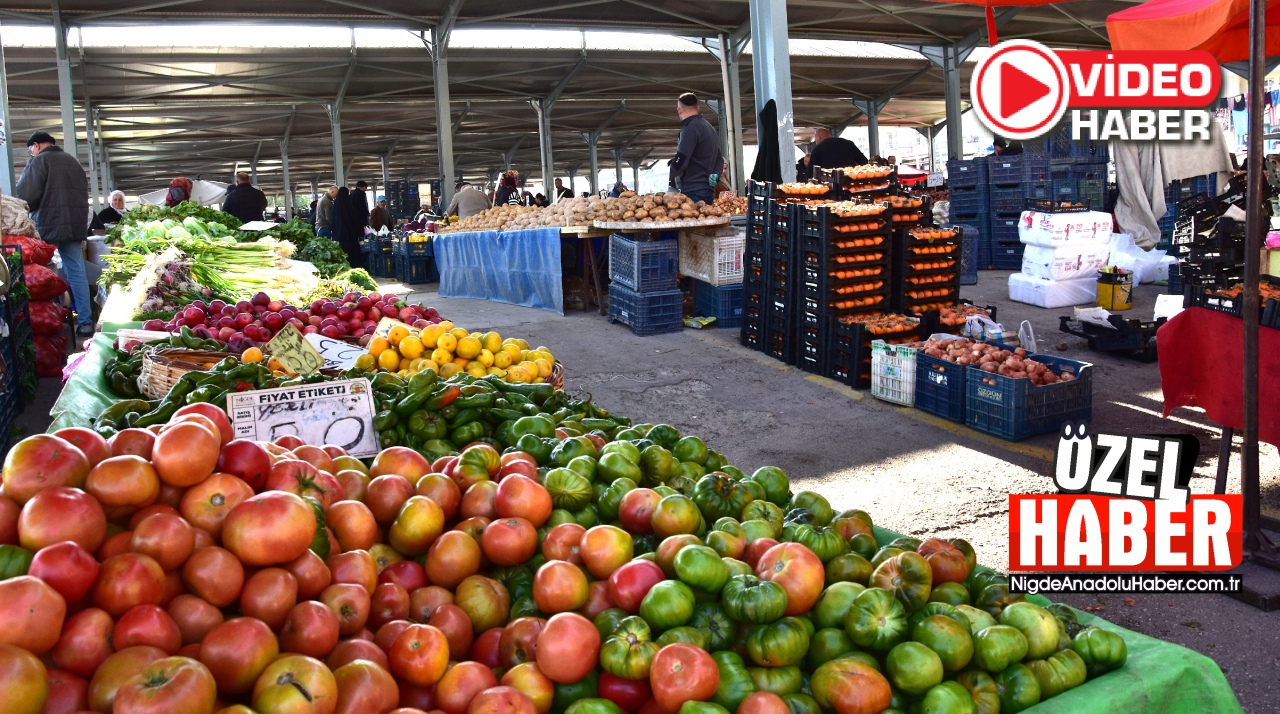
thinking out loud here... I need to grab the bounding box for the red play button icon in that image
[1000,62,1051,119]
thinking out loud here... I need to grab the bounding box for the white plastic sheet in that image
[1107,232,1167,284]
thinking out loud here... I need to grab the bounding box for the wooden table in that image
[562,227,610,315]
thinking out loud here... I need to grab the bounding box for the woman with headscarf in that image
[494,171,521,207]
[165,178,193,207]
[98,190,127,225]
[331,186,364,268]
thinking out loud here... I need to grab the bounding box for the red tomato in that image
[0,495,17,545]
[128,504,181,529]
[599,671,653,713]
[367,475,416,526]
[743,537,779,569]
[179,473,254,539]
[93,553,165,619]
[279,600,341,659]
[328,550,379,593]
[454,575,511,633]
[436,660,499,714]
[580,580,614,620]
[181,546,245,608]
[649,644,719,712]
[85,455,160,514]
[494,475,553,527]
[215,440,273,491]
[540,523,586,565]
[917,538,972,584]
[240,567,299,631]
[334,659,400,714]
[535,613,599,684]
[0,434,90,504]
[459,481,499,520]
[51,608,115,679]
[533,560,589,614]
[329,500,379,552]
[499,617,547,669]
[389,624,451,687]
[153,422,221,487]
[321,582,372,636]
[578,525,634,579]
[739,691,792,714]
[173,403,235,446]
[370,446,432,480]
[292,444,337,474]
[222,491,317,566]
[112,655,216,714]
[428,603,475,660]
[0,643,48,714]
[809,657,892,714]
[327,638,390,672]
[618,489,661,534]
[199,617,280,695]
[374,619,414,654]
[607,559,665,614]
[390,495,447,557]
[468,685,537,714]
[415,473,461,520]
[113,604,182,654]
[425,531,482,590]
[252,655,339,714]
[380,559,429,593]
[44,667,89,714]
[285,549,333,600]
[336,469,372,504]
[755,543,825,616]
[481,517,538,567]
[370,582,412,631]
[52,427,111,467]
[86,646,167,713]
[409,585,454,623]
[266,459,344,508]
[166,594,223,647]
[108,428,156,460]
[501,662,555,714]
[18,486,107,553]
[129,513,196,571]
[28,540,99,604]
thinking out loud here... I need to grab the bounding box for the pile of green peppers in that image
[358,368,630,462]
[102,326,228,399]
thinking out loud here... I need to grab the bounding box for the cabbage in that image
[144,221,166,239]
[165,225,193,241]
[182,216,210,236]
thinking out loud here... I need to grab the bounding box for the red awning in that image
[1107,0,1280,62]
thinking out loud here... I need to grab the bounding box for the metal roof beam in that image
[454,0,614,28]
[438,0,466,40]
[619,0,728,34]
[73,0,203,24]
[452,101,471,135]
[315,0,432,29]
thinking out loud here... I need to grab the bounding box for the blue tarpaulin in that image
[433,227,563,314]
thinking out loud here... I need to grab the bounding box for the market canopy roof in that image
[0,0,1131,193]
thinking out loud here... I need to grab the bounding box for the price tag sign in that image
[304,333,369,370]
[373,316,422,340]
[267,323,325,376]
[227,378,379,456]
[927,172,944,187]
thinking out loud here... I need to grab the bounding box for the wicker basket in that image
[550,360,565,391]
[137,349,235,400]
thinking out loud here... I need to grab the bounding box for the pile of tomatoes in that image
[0,400,1126,714]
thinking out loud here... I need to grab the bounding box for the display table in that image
[433,227,563,313]
[49,322,142,431]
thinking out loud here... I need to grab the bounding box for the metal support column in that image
[381,155,391,199]
[863,107,881,158]
[280,140,292,219]
[429,22,457,211]
[75,37,101,212]
[51,0,78,157]
[628,150,651,194]
[533,53,586,203]
[612,149,623,188]
[711,27,748,191]
[943,46,963,161]
[250,141,262,185]
[0,30,13,194]
[100,142,112,192]
[328,102,345,186]
[587,136,600,195]
[748,0,795,182]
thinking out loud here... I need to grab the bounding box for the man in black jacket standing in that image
[669,93,722,204]
[13,131,94,337]
[797,128,868,180]
[222,172,268,224]
[351,180,371,231]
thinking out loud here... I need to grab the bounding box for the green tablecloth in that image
[43,341,1242,713]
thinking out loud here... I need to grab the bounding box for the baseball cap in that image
[26,132,55,147]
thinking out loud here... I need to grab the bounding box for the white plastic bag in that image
[1018,320,1039,353]
[1108,232,1166,284]
[964,313,1012,344]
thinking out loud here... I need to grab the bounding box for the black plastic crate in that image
[966,355,1094,441]
[1185,286,1246,318]
[946,158,988,189]
[608,283,683,336]
[692,281,744,328]
[989,156,1051,186]
[1078,178,1105,210]
[829,316,924,390]
[1058,315,1164,362]
[740,313,763,350]
[609,234,679,292]
[367,252,395,278]
[764,316,796,364]
[795,204,890,240]
[393,239,431,258]
[992,186,1030,214]
[395,256,438,284]
[1167,262,1184,295]
[796,323,827,375]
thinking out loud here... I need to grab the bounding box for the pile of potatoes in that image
[436,191,726,234]
[437,204,541,233]
[593,191,726,224]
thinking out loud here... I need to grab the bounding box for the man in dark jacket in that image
[350,180,371,230]
[13,131,94,337]
[222,172,269,224]
[797,128,868,180]
[669,92,722,204]
[369,197,391,231]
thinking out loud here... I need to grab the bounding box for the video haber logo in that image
[972,40,1221,141]
[1009,424,1243,572]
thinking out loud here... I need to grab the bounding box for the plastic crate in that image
[989,156,1051,186]
[607,283,683,336]
[609,234,679,292]
[366,252,395,278]
[948,191,989,216]
[992,241,1025,270]
[393,239,431,258]
[1048,122,1109,164]
[871,340,917,406]
[395,256,438,284]
[946,158,988,189]
[796,323,826,375]
[764,315,796,364]
[956,224,980,285]
[680,231,745,286]
[966,355,1094,440]
[740,313,763,350]
[1168,262,1184,295]
[1078,178,1105,210]
[692,281,744,328]
[914,350,969,422]
[990,216,1020,243]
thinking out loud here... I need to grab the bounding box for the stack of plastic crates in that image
[792,202,893,375]
[394,239,436,284]
[988,155,1051,269]
[892,226,961,316]
[607,233,682,336]
[1158,174,1216,251]
[946,158,990,266]
[682,227,745,328]
[829,315,926,390]
[740,182,772,351]
[365,238,395,278]
[763,201,799,364]
[955,224,980,285]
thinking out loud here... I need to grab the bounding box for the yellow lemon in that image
[478,349,495,367]
[378,348,401,371]
[420,324,445,349]
[532,376,545,383]
[388,325,409,346]
[518,361,539,379]
[399,336,424,360]
[431,348,453,366]
[437,320,455,333]
[516,339,530,350]
[502,344,522,362]
[450,327,469,340]
[506,365,528,383]
[487,366,507,377]
[241,347,264,363]
[398,356,414,371]
[493,350,512,369]
[466,362,487,378]
[436,333,457,353]
[534,358,552,378]
[482,332,503,352]
[439,362,462,378]
[368,336,390,358]
[354,353,376,372]
[454,356,470,367]
[456,336,482,360]
[418,359,440,374]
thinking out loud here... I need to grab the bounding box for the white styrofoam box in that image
[1009,272,1099,309]
[1020,244,1110,282]
[1018,210,1114,248]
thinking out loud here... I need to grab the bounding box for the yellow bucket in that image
[1096,269,1133,311]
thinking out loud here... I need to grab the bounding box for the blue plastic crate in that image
[393,240,431,258]
[609,234,679,292]
[915,351,967,422]
[966,354,1093,440]
[989,156,1051,186]
[977,236,993,270]
[992,243,1025,270]
[607,282,683,336]
[1051,179,1079,202]
[992,186,1028,214]
[692,281,744,328]
[956,224,980,285]
[1048,122,1110,164]
[946,158,988,189]
[990,216,1021,243]
[366,252,395,278]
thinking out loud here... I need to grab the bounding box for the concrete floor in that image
[14,269,1280,712]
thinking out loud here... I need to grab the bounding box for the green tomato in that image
[780,693,821,714]
[955,605,998,634]
[567,699,623,714]
[597,477,637,523]
[542,467,593,510]
[692,473,756,523]
[656,626,708,649]
[740,501,784,531]
[567,455,598,482]
[999,602,1062,660]
[721,575,788,624]
[747,664,804,696]
[792,524,849,563]
[911,614,974,672]
[812,582,867,629]
[598,452,643,484]
[972,625,1030,673]
[928,582,970,606]
[954,670,1000,714]
[674,544,731,594]
[678,702,729,714]
[885,641,943,697]
[824,553,873,587]
[599,616,659,680]
[1026,649,1088,699]
[741,519,778,543]
[747,466,791,505]
[806,627,855,670]
[918,681,977,714]
[594,608,629,639]
[672,436,709,464]
[690,603,739,652]
[906,602,969,634]
[844,587,908,652]
[745,617,810,667]
[600,440,641,464]
[553,670,599,713]
[848,533,879,561]
[1070,626,1128,677]
[870,551,933,613]
[0,545,34,580]
[711,650,755,712]
[994,662,1042,713]
[639,579,696,631]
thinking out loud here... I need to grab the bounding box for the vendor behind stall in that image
[98,190,127,226]
[447,181,492,220]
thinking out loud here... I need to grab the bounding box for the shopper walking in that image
[332,186,364,268]
[369,196,391,231]
[668,92,721,204]
[494,171,522,207]
[13,131,95,337]
[98,190,128,226]
[316,186,338,237]
[222,172,269,224]
[351,180,371,231]
[164,177,193,207]
[446,181,492,220]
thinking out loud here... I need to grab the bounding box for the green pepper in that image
[453,391,496,410]
[451,421,486,446]
[374,410,399,431]
[406,370,439,393]
[492,379,556,404]
[133,397,183,428]
[96,399,153,429]
[512,415,556,440]
[394,388,434,419]
[448,408,484,429]
[408,410,448,441]
[402,432,422,451]
[495,420,517,449]
[424,384,461,411]
[421,439,457,460]
[371,372,407,391]
[489,408,526,423]
[109,371,139,397]
[504,390,533,407]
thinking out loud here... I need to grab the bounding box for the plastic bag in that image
[2,235,55,265]
[28,300,69,335]
[963,313,1012,343]
[24,264,69,301]
[1108,232,1166,284]
[34,334,68,378]
[1019,320,1039,353]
